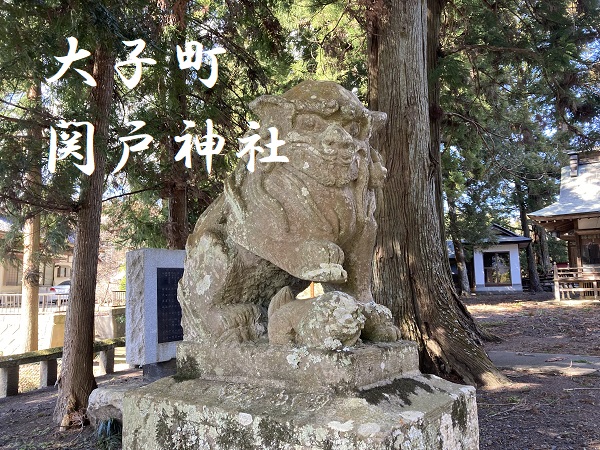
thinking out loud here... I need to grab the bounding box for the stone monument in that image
[123,81,479,449]
[125,248,186,379]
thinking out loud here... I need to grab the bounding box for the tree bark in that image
[367,4,379,111]
[54,44,115,426]
[535,224,552,275]
[369,0,507,387]
[453,239,471,296]
[515,181,542,292]
[20,82,42,352]
[427,0,447,242]
[21,209,40,352]
[158,0,189,250]
[448,199,471,296]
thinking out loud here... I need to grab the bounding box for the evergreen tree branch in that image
[445,44,540,59]
[0,192,77,213]
[101,185,163,203]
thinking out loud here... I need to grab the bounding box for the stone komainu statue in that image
[178,80,400,349]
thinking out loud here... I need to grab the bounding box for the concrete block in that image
[39,359,57,387]
[49,313,65,348]
[0,366,19,397]
[95,306,126,340]
[99,348,114,375]
[142,359,177,382]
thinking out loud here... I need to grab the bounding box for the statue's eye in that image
[344,122,360,138]
[295,114,325,132]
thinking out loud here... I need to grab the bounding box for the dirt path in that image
[0,292,598,449]
[465,292,600,356]
[465,293,600,450]
[0,370,142,450]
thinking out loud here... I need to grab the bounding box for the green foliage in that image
[96,418,122,450]
[96,0,303,246]
[102,194,168,249]
[438,0,599,263]
[0,219,24,265]
[277,1,369,96]
[117,264,126,291]
[0,0,156,258]
[546,235,569,264]
[0,1,303,249]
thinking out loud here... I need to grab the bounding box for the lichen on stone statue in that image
[268,288,365,350]
[178,80,400,347]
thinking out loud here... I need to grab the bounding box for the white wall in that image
[0,307,125,356]
[95,306,126,340]
[473,243,523,293]
[0,313,65,356]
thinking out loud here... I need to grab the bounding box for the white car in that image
[49,280,70,303]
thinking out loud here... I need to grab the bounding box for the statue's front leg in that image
[337,219,400,343]
[337,217,377,303]
[230,214,347,283]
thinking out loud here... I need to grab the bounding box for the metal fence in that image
[0,290,126,314]
[0,293,68,314]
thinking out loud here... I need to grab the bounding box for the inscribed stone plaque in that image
[156,268,184,344]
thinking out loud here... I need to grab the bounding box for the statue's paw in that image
[362,323,401,342]
[361,302,400,342]
[298,240,344,265]
[302,263,347,283]
[296,291,365,350]
[216,329,245,345]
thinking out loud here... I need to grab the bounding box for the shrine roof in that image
[529,162,600,221]
[447,224,530,258]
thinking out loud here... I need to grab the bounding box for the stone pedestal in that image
[177,340,420,392]
[0,366,18,397]
[123,341,479,449]
[88,381,146,427]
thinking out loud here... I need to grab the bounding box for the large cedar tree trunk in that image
[427,1,473,297]
[369,0,507,387]
[20,82,43,352]
[158,0,189,249]
[427,0,447,240]
[54,45,115,426]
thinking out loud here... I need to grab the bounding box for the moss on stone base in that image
[175,356,200,381]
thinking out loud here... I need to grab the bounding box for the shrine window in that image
[483,252,512,286]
